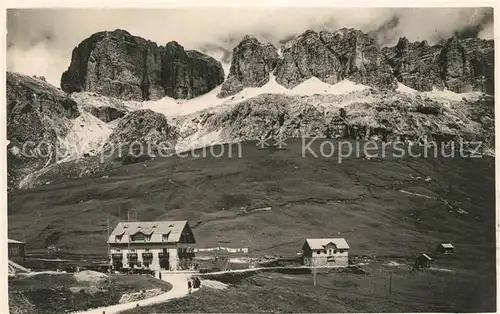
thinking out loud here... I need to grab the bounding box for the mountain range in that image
[6,28,495,189]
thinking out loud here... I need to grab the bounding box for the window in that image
[115,235,123,242]
[316,250,321,254]
[162,233,170,241]
[132,233,145,241]
[339,249,344,253]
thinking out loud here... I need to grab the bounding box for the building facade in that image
[8,238,25,266]
[414,253,432,269]
[108,221,196,272]
[436,243,454,254]
[302,238,350,267]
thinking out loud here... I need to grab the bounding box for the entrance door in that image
[159,252,170,270]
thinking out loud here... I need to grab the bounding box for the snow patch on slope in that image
[58,112,113,161]
[145,75,371,119]
[143,86,224,119]
[396,83,485,106]
[70,92,143,111]
[291,78,370,95]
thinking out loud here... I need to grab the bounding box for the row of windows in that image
[115,234,161,242]
[115,230,194,243]
[316,249,345,255]
[113,248,193,253]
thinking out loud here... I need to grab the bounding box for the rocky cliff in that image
[7,72,80,188]
[221,29,493,95]
[60,29,224,101]
[383,36,494,94]
[275,29,397,91]
[176,90,493,154]
[103,109,178,159]
[219,35,279,97]
[6,27,495,189]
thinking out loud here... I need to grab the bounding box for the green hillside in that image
[8,140,494,258]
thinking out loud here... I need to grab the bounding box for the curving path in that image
[71,265,345,314]
[71,273,195,314]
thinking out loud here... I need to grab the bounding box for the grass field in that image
[8,139,496,311]
[124,261,495,313]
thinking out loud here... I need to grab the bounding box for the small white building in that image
[108,220,195,272]
[302,238,350,267]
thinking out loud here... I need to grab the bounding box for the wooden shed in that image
[414,253,432,270]
[8,238,26,266]
[436,243,454,254]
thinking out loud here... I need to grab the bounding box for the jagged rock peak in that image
[274,27,396,90]
[396,37,410,49]
[383,34,493,94]
[218,34,279,97]
[60,30,224,101]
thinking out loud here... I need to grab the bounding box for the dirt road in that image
[71,265,345,314]
[70,273,194,314]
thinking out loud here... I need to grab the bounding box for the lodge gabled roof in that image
[304,238,350,250]
[439,243,454,249]
[107,220,190,244]
[8,238,24,244]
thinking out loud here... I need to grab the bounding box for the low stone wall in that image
[118,288,164,304]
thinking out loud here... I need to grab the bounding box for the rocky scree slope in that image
[6,72,80,189]
[61,29,224,101]
[6,72,179,189]
[174,90,494,154]
[7,28,495,189]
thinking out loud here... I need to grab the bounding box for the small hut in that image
[414,253,432,270]
[436,243,454,254]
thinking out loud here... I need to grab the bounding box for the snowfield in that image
[396,83,485,106]
[58,112,114,161]
[143,75,372,119]
[57,76,489,163]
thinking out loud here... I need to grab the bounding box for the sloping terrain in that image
[124,263,495,313]
[8,141,495,257]
[6,26,495,190]
[8,140,495,312]
[9,272,171,314]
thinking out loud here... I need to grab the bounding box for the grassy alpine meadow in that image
[8,139,496,312]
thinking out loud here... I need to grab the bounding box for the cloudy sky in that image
[7,7,494,87]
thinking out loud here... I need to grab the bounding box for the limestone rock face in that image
[274,29,397,90]
[219,36,279,97]
[459,38,494,94]
[61,29,224,101]
[382,37,443,91]
[383,36,494,93]
[103,109,178,158]
[274,30,344,88]
[7,72,80,188]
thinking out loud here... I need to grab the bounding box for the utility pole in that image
[127,211,131,270]
[389,271,393,295]
[313,267,317,287]
[107,215,111,285]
